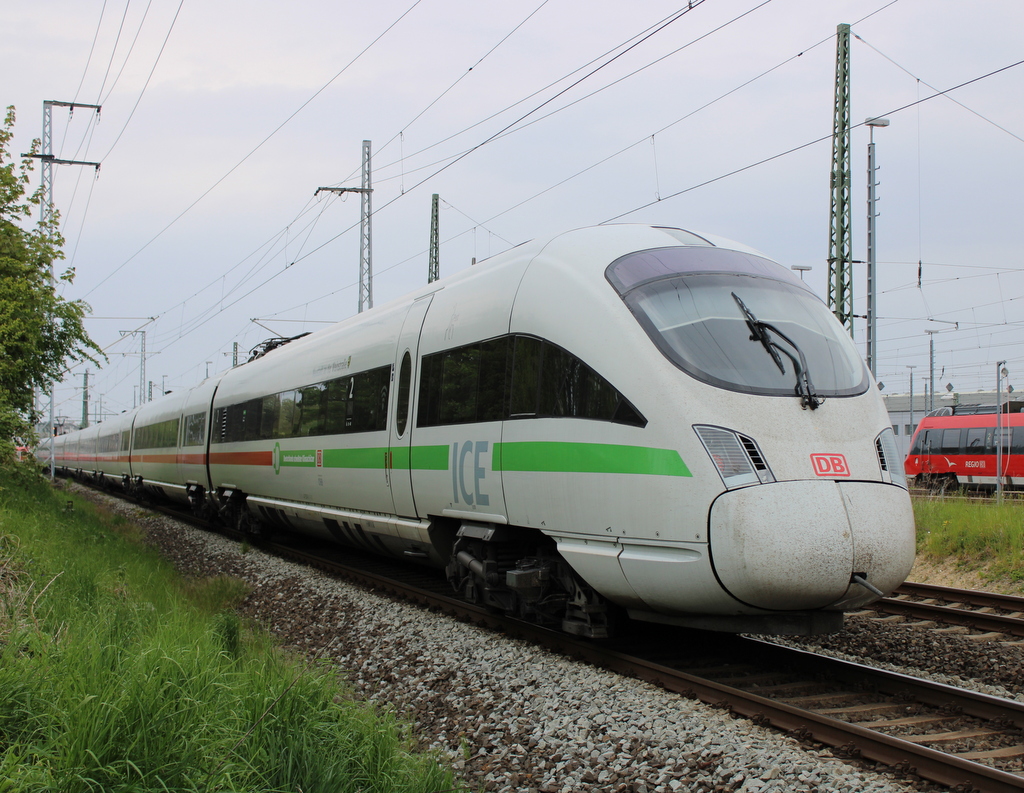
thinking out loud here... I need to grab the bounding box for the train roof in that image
[243,223,794,360]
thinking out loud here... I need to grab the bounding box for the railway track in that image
[871,582,1024,641]
[255,534,1024,792]
[73,483,1024,792]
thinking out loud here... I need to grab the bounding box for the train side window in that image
[396,352,412,436]
[538,344,574,416]
[297,383,326,436]
[940,428,962,455]
[1012,428,1024,455]
[323,377,349,435]
[417,334,645,428]
[259,395,279,439]
[418,339,509,427]
[910,429,934,456]
[417,354,441,427]
[348,366,390,432]
[440,346,481,424]
[273,391,296,438]
[479,337,511,422]
[510,336,541,416]
[223,404,242,442]
[375,366,392,431]
[134,418,180,449]
[183,411,207,447]
[211,407,226,443]
[524,337,646,426]
[241,399,262,442]
[245,400,261,442]
[965,427,986,451]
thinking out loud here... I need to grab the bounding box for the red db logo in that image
[811,453,850,477]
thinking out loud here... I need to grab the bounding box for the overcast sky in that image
[6,0,1023,422]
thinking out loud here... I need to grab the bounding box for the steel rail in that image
[872,582,1024,638]
[872,599,1024,638]
[895,582,1024,611]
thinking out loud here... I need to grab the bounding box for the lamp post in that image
[865,117,889,378]
[791,265,812,281]
[906,365,917,442]
[997,361,1008,504]
[925,330,938,412]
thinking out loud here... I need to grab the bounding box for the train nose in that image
[708,480,915,611]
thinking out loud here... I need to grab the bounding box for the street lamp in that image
[906,365,917,440]
[791,265,812,281]
[925,330,938,412]
[865,117,889,378]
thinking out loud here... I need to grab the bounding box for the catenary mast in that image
[828,24,853,333]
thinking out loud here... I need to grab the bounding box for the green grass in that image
[0,463,459,793]
[913,492,1024,585]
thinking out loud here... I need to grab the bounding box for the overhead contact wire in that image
[85,0,424,300]
[603,58,1024,223]
[292,1,709,269]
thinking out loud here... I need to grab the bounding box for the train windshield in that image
[607,247,869,398]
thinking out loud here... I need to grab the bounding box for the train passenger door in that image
[388,294,434,517]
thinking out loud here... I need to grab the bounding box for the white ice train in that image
[45,224,915,637]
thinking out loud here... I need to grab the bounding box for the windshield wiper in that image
[731,292,823,410]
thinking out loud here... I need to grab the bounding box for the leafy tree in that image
[0,105,104,463]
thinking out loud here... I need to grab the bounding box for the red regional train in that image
[905,402,1024,491]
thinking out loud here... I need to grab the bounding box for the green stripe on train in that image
[314,445,450,470]
[283,442,687,476]
[492,441,691,477]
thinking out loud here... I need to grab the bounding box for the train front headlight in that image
[694,425,775,489]
[875,427,908,489]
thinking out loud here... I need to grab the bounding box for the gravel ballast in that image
[75,484,963,793]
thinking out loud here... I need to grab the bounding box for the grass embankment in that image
[912,494,1024,591]
[0,464,457,793]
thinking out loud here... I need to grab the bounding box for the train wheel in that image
[235,507,270,540]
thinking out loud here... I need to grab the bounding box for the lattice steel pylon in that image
[828,23,853,333]
[428,194,440,283]
[314,139,374,314]
[359,140,373,313]
[25,100,100,475]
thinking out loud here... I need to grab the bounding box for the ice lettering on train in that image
[451,440,490,506]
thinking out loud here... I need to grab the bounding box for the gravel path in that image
[73,483,957,793]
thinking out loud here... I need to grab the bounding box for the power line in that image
[370,0,554,168]
[853,32,1024,146]
[71,0,109,104]
[97,0,185,162]
[84,0,423,300]
[89,1,714,336]
[291,1,709,270]
[353,2,715,187]
[100,0,157,106]
[602,57,1024,223]
[95,0,133,104]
